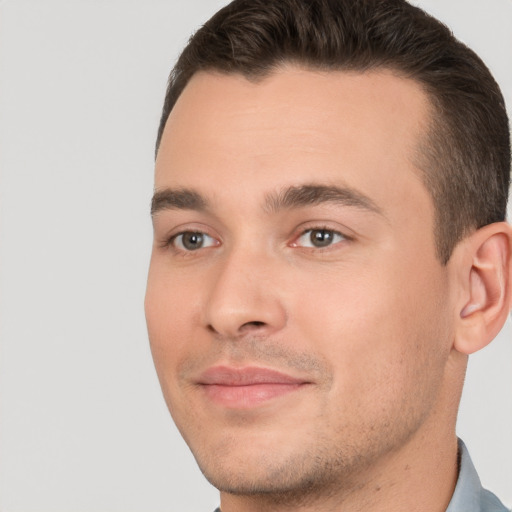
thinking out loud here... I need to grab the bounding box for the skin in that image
[145,67,509,512]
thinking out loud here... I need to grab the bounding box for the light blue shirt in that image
[213,439,509,512]
[446,439,509,512]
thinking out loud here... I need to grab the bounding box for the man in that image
[145,0,512,510]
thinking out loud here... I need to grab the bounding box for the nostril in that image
[207,320,268,337]
[240,321,267,330]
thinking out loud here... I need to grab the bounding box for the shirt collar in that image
[446,438,508,512]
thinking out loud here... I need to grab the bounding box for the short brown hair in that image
[156,0,511,263]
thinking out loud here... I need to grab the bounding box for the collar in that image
[446,439,508,512]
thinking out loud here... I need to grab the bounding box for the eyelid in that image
[157,223,221,251]
[171,231,219,251]
[289,224,352,249]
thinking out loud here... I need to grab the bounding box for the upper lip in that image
[197,366,308,386]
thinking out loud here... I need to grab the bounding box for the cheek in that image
[145,261,199,383]
[289,255,451,408]
[145,266,206,438]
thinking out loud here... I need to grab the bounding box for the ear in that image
[453,222,512,355]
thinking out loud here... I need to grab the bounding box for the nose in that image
[202,247,287,339]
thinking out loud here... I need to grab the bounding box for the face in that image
[145,67,455,500]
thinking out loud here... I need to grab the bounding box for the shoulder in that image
[480,488,510,512]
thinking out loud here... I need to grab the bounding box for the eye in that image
[293,228,346,248]
[171,231,218,251]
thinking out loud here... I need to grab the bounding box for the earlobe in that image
[454,222,512,355]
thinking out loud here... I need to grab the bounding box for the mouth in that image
[197,366,311,408]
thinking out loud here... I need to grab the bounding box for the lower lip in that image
[201,383,304,408]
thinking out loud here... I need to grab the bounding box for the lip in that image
[197,366,310,408]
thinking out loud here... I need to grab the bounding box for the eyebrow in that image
[151,188,208,216]
[150,183,383,217]
[264,184,383,215]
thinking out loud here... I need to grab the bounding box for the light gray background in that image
[0,1,510,511]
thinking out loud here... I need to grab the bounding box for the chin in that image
[188,429,352,499]
[190,432,311,490]
[200,453,327,496]
[196,445,357,511]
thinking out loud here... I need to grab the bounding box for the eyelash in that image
[291,227,349,250]
[162,230,219,253]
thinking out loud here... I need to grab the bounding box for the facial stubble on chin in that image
[198,409,432,511]
[200,437,371,509]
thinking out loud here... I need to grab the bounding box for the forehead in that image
[155,67,432,223]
